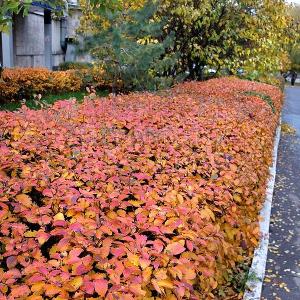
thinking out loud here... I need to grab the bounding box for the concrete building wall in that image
[0,1,89,70]
[52,20,62,53]
[52,20,65,68]
[65,8,80,62]
[13,8,46,67]
[0,25,14,67]
[67,9,81,38]
[44,10,52,69]
[66,8,92,63]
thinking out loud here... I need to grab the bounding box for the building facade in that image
[0,0,86,70]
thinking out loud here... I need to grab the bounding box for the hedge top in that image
[0,78,282,299]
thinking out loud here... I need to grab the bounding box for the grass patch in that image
[243,91,276,113]
[0,90,109,111]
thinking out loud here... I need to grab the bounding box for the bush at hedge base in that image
[0,77,282,299]
[0,67,106,102]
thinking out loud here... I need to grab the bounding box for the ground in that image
[0,90,109,111]
[262,86,300,299]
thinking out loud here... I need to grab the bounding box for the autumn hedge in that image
[0,67,105,102]
[0,77,282,299]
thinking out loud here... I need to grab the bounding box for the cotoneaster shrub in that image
[50,70,82,93]
[0,68,52,100]
[0,67,106,102]
[0,78,282,299]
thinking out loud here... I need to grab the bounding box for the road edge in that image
[243,120,282,300]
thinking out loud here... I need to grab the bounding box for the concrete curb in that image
[243,121,281,300]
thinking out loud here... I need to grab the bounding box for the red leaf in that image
[83,280,94,294]
[75,264,88,275]
[11,285,30,298]
[186,240,194,251]
[94,279,108,297]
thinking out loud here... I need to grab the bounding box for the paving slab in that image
[261,87,300,300]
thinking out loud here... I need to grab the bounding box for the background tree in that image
[286,4,300,72]
[80,0,179,93]
[241,0,297,78]
[157,0,297,80]
[78,0,145,35]
[80,0,297,83]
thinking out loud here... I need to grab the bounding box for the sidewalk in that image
[261,86,300,299]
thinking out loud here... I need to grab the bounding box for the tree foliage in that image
[78,0,145,34]
[79,0,298,86]
[158,0,297,80]
[80,0,179,92]
[286,4,300,71]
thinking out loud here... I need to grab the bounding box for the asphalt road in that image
[261,86,300,300]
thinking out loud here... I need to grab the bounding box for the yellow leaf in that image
[24,231,37,238]
[37,234,49,245]
[154,269,168,280]
[165,295,177,300]
[12,126,21,140]
[140,258,151,270]
[200,207,215,221]
[49,245,58,256]
[142,267,153,283]
[75,181,84,187]
[230,164,238,172]
[107,211,117,219]
[62,171,74,179]
[85,209,96,218]
[106,183,114,193]
[117,209,126,217]
[233,194,242,202]
[176,193,184,203]
[27,296,43,300]
[54,213,65,221]
[250,237,259,246]
[69,276,83,291]
[21,166,31,178]
[31,282,45,293]
[181,231,197,240]
[209,278,218,289]
[224,224,236,241]
[164,217,179,226]
[235,187,243,194]
[157,279,174,289]
[128,253,139,267]
[128,200,143,207]
[169,267,182,280]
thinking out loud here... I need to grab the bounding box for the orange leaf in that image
[44,284,61,297]
[15,194,32,207]
[165,242,185,255]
